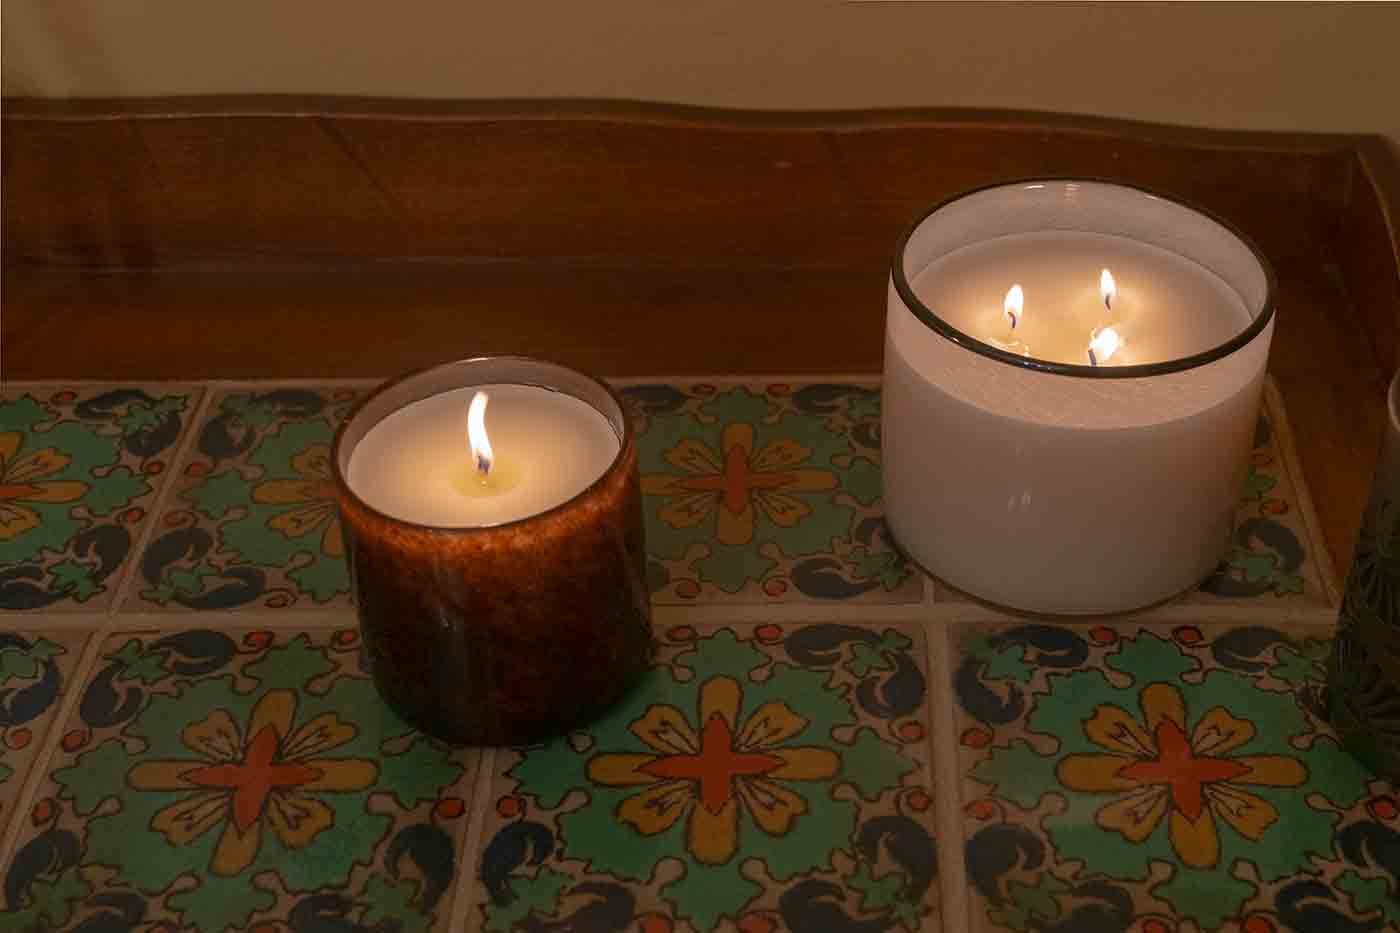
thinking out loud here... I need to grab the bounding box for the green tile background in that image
[0,378,1363,933]
[127,384,371,612]
[0,385,203,612]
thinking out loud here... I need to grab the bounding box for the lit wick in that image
[1087,327,1122,367]
[467,391,493,481]
[1100,268,1116,314]
[1004,284,1024,331]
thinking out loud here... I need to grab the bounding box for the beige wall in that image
[4,2,1397,145]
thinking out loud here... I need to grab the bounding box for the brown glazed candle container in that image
[331,357,652,745]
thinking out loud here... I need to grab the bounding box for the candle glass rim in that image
[330,355,635,534]
[890,177,1278,379]
[1390,366,1400,435]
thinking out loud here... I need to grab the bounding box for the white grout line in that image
[650,600,932,627]
[606,373,883,388]
[5,612,361,637]
[204,378,385,390]
[0,629,107,873]
[4,381,216,391]
[0,611,113,631]
[921,606,1341,629]
[92,608,359,630]
[928,619,972,933]
[109,386,217,616]
[919,599,1340,627]
[15,597,1339,632]
[450,746,498,933]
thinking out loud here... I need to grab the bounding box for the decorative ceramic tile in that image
[622,381,923,604]
[0,627,479,931]
[471,621,939,931]
[128,386,369,611]
[952,619,1397,932]
[1192,383,1338,611]
[0,630,89,832]
[0,385,200,611]
[933,383,1338,614]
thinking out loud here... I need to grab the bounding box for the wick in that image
[1104,293,1113,313]
[1087,347,1098,367]
[476,453,491,480]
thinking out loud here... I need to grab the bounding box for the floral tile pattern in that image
[0,627,479,931]
[127,386,369,611]
[933,383,1337,614]
[0,385,201,611]
[0,630,88,832]
[472,621,939,931]
[3,378,1374,933]
[622,382,922,604]
[1192,383,1337,610]
[953,620,1398,933]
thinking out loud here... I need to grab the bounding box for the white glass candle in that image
[883,180,1275,614]
[916,232,1250,366]
[347,383,620,526]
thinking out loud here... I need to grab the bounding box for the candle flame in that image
[1004,284,1024,330]
[467,391,493,478]
[1100,268,1116,312]
[1087,327,1122,367]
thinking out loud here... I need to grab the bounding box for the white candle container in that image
[884,180,1276,614]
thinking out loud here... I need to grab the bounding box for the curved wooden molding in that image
[5,98,1393,363]
[3,100,1397,577]
[0,96,1388,150]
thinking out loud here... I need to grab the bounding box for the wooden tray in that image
[3,98,1397,579]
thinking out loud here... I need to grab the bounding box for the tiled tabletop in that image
[1,377,1386,933]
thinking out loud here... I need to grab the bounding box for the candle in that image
[1328,369,1400,778]
[333,358,652,745]
[883,180,1275,614]
[346,384,620,526]
[918,232,1252,366]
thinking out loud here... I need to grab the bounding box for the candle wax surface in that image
[911,231,1253,366]
[347,384,621,526]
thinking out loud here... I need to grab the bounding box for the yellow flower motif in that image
[128,689,378,877]
[641,423,838,546]
[587,675,841,865]
[252,444,344,557]
[1056,682,1306,869]
[0,432,88,541]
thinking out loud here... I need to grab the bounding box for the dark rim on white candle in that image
[331,355,634,532]
[890,178,1278,379]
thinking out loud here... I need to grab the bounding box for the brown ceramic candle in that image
[332,357,652,745]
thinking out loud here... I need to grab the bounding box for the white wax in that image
[347,384,620,527]
[884,295,1272,613]
[883,181,1275,614]
[915,232,1251,365]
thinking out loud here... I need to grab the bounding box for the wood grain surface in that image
[3,100,1398,581]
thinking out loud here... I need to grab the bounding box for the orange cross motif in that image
[0,484,41,501]
[184,725,322,832]
[640,713,784,813]
[1119,719,1250,821]
[676,441,796,516]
